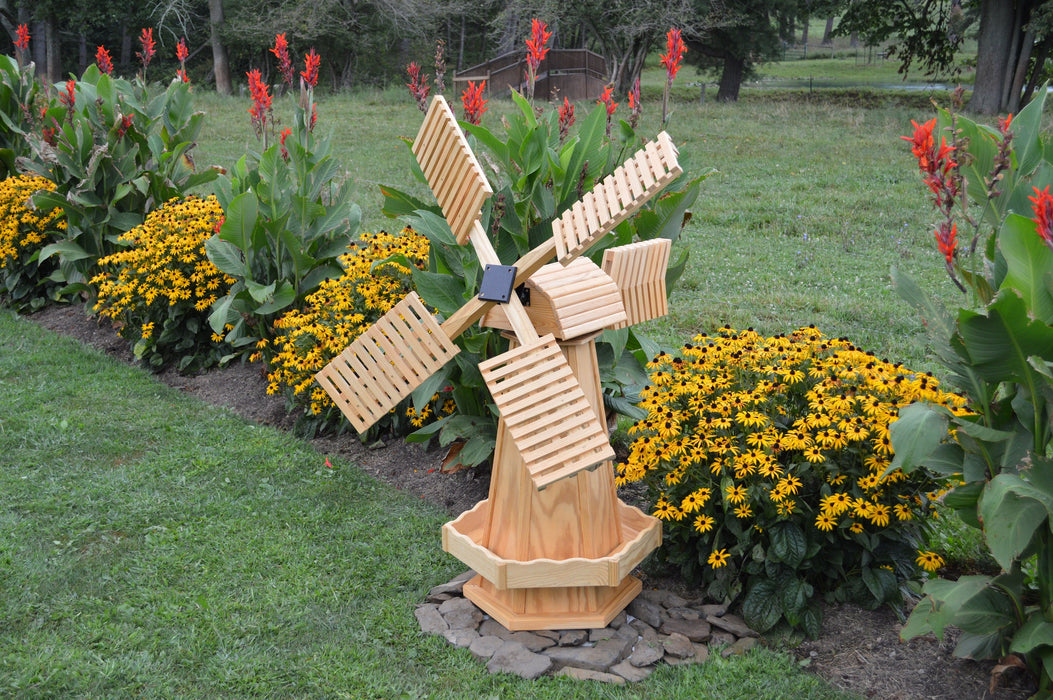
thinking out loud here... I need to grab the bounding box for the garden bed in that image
[27,302,1035,699]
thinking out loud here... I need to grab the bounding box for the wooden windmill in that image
[316,95,681,630]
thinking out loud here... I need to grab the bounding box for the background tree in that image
[836,0,1053,114]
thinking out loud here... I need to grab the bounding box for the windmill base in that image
[462,574,642,631]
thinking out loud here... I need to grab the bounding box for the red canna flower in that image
[137,28,156,70]
[301,49,320,89]
[59,79,75,110]
[271,33,295,86]
[247,68,272,141]
[598,84,617,137]
[1029,185,1053,250]
[628,77,641,129]
[660,28,686,82]
[116,114,134,140]
[279,127,292,161]
[524,18,552,101]
[176,37,189,63]
[406,61,430,112]
[42,126,57,147]
[461,80,487,126]
[558,96,575,142]
[934,221,957,264]
[96,45,114,75]
[15,23,29,51]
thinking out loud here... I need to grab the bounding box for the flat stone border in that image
[416,571,762,683]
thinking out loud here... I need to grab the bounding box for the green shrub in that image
[91,195,232,372]
[0,175,66,311]
[619,324,966,637]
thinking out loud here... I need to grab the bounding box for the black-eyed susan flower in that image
[707,548,730,568]
[916,550,945,573]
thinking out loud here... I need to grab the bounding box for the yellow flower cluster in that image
[618,325,969,570]
[267,228,431,416]
[0,175,66,269]
[92,195,232,339]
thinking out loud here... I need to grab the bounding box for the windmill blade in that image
[479,335,615,490]
[413,96,492,245]
[552,131,682,264]
[601,238,672,328]
[315,292,460,433]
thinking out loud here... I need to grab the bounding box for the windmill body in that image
[317,96,682,630]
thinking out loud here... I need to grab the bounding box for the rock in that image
[487,640,553,680]
[700,603,728,617]
[641,589,689,609]
[628,618,659,642]
[615,625,639,643]
[627,597,662,628]
[414,604,448,635]
[443,627,479,648]
[438,597,483,630]
[609,611,628,629]
[666,642,710,666]
[424,592,452,604]
[555,666,626,685]
[707,612,758,638]
[427,570,476,598]
[629,640,664,667]
[710,631,736,647]
[611,659,653,682]
[508,631,556,652]
[478,619,513,640]
[558,629,588,646]
[469,635,504,660]
[544,638,628,672]
[663,632,695,659]
[667,606,701,621]
[589,627,615,643]
[659,617,711,642]
[721,636,760,658]
[535,629,561,641]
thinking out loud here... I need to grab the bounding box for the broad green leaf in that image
[892,266,956,348]
[954,630,1007,661]
[980,473,1053,569]
[38,241,92,263]
[998,213,1053,324]
[957,289,1053,384]
[1010,616,1053,654]
[742,579,783,633]
[603,394,646,421]
[769,521,806,568]
[412,269,467,316]
[405,210,458,247]
[255,281,296,315]
[888,402,951,474]
[1010,87,1047,177]
[219,191,259,253]
[246,280,276,303]
[208,294,236,334]
[457,434,497,469]
[411,364,452,414]
[205,238,248,277]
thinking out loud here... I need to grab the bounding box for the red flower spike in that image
[301,49,320,89]
[59,80,76,110]
[271,33,295,86]
[1029,185,1053,250]
[246,69,272,139]
[406,61,430,112]
[137,28,156,69]
[15,24,29,51]
[96,46,114,75]
[176,38,189,63]
[279,127,292,161]
[116,114,134,140]
[461,80,487,126]
[524,18,552,101]
[934,221,957,264]
[628,77,641,128]
[598,85,618,116]
[558,96,575,141]
[660,28,686,82]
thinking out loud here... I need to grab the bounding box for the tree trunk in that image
[31,20,46,78]
[822,17,834,46]
[120,26,132,67]
[44,16,60,83]
[717,53,744,102]
[1022,36,1051,107]
[209,0,232,95]
[801,16,810,47]
[1007,29,1034,113]
[969,0,1016,114]
[78,33,88,75]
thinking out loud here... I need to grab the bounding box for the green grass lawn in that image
[0,311,856,699]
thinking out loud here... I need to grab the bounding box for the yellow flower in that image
[916,550,945,573]
[868,503,890,527]
[814,512,837,531]
[724,483,748,504]
[693,514,714,533]
[893,503,913,521]
[733,504,752,519]
[707,548,730,568]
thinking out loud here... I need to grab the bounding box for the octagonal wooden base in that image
[462,573,642,632]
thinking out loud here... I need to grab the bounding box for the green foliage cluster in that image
[621,325,964,637]
[386,91,703,470]
[22,67,217,295]
[892,91,1053,693]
